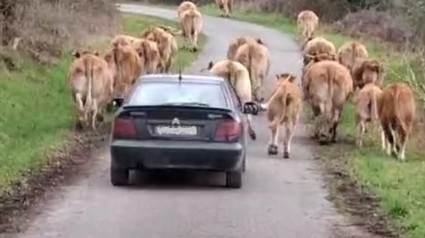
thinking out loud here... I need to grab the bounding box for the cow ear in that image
[207,61,214,70]
[72,49,81,59]
[288,75,296,83]
[93,51,100,57]
[256,38,263,44]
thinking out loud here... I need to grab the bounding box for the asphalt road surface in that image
[5,4,377,238]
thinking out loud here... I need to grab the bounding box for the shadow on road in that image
[124,170,235,190]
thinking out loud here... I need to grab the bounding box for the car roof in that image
[135,74,225,85]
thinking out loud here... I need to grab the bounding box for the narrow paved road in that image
[5,4,377,238]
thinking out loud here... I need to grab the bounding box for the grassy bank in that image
[0,13,204,196]
[200,4,425,238]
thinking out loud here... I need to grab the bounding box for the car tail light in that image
[113,117,136,138]
[214,119,241,142]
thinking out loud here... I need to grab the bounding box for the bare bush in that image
[334,10,413,49]
[0,0,118,63]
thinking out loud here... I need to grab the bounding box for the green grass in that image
[200,4,425,238]
[0,13,204,195]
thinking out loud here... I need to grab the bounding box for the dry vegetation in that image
[0,0,118,64]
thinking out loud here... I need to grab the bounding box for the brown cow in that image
[142,26,178,72]
[205,59,257,140]
[234,39,271,102]
[179,7,203,52]
[303,37,336,66]
[227,36,258,60]
[177,1,197,18]
[378,83,415,161]
[68,50,114,130]
[215,0,233,18]
[260,73,302,158]
[104,43,142,99]
[297,10,319,47]
[303,60,353,144]
[111,34,140,47]
[132,39,162,74]
[354,83,383,147]
[352,58,384,90]
[337,41,369,73]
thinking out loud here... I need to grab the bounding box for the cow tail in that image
[190,13,196,38]
[393,87,407,133]
[84,57,93,117]
[350,42,356,71]
[370,87,379,121]
[113,43,122,93]
[326,65,335,114]
[248,45,255,95]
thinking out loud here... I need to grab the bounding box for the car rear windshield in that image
[128,81,228,108]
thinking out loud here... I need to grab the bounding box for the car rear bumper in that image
[110,140,244,171]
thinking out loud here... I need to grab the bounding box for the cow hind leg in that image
[267,120,279,155]
[382,123,395,156]
[283,121,295,159]
[91,99,99,131]
[356,120,366,147]
[397,127,408,161]
[247,114,256,140]
[74,93,86,131]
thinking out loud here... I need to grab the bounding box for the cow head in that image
[72,49,98,59]
[199,61,214,72]
[276,73,297,83]
[360,59,384,88]
[304,52,336,66]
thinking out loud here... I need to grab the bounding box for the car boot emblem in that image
[172,117,180,126]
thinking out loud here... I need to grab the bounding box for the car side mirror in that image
[112,98,124,109]
[242,102,260,115]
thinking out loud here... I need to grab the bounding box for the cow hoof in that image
[249,130,256,140]
[75,121,84,131]
[267,145,278,155]
[96,114,105,122]
[283,151,290,159]
[192,47,198,53]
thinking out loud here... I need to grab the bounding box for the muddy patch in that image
[318,144,400,238]
[0,123,110,233]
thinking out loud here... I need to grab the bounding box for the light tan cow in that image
[205,59,257,140]
[179,7,203,52]
[303,60,353,144]
[215,0,233,18]
[259,73,302,158]
[141,26,178,72]
[67,50,114,130]
[132,39,163,74]
[352,58,384,90]
[297,10,319,47]
[227,36,259,60]
[234,39,271,102]
[111,34,140,47]
[177,1,197,19]
[337,41,369,73]
[104,43,142,99]
[303,37,336,66]
[354,83,383,147]
[378,83,415,161]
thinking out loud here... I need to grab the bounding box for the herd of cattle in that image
[66,1,416,162]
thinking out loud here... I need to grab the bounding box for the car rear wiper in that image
[160,102,210,107]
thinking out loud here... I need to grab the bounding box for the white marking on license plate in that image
[155,126,197,136]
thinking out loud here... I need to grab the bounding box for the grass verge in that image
[200,4,425,238]
[0,12,205,229]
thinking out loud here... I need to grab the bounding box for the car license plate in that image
[155,125,197,136]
